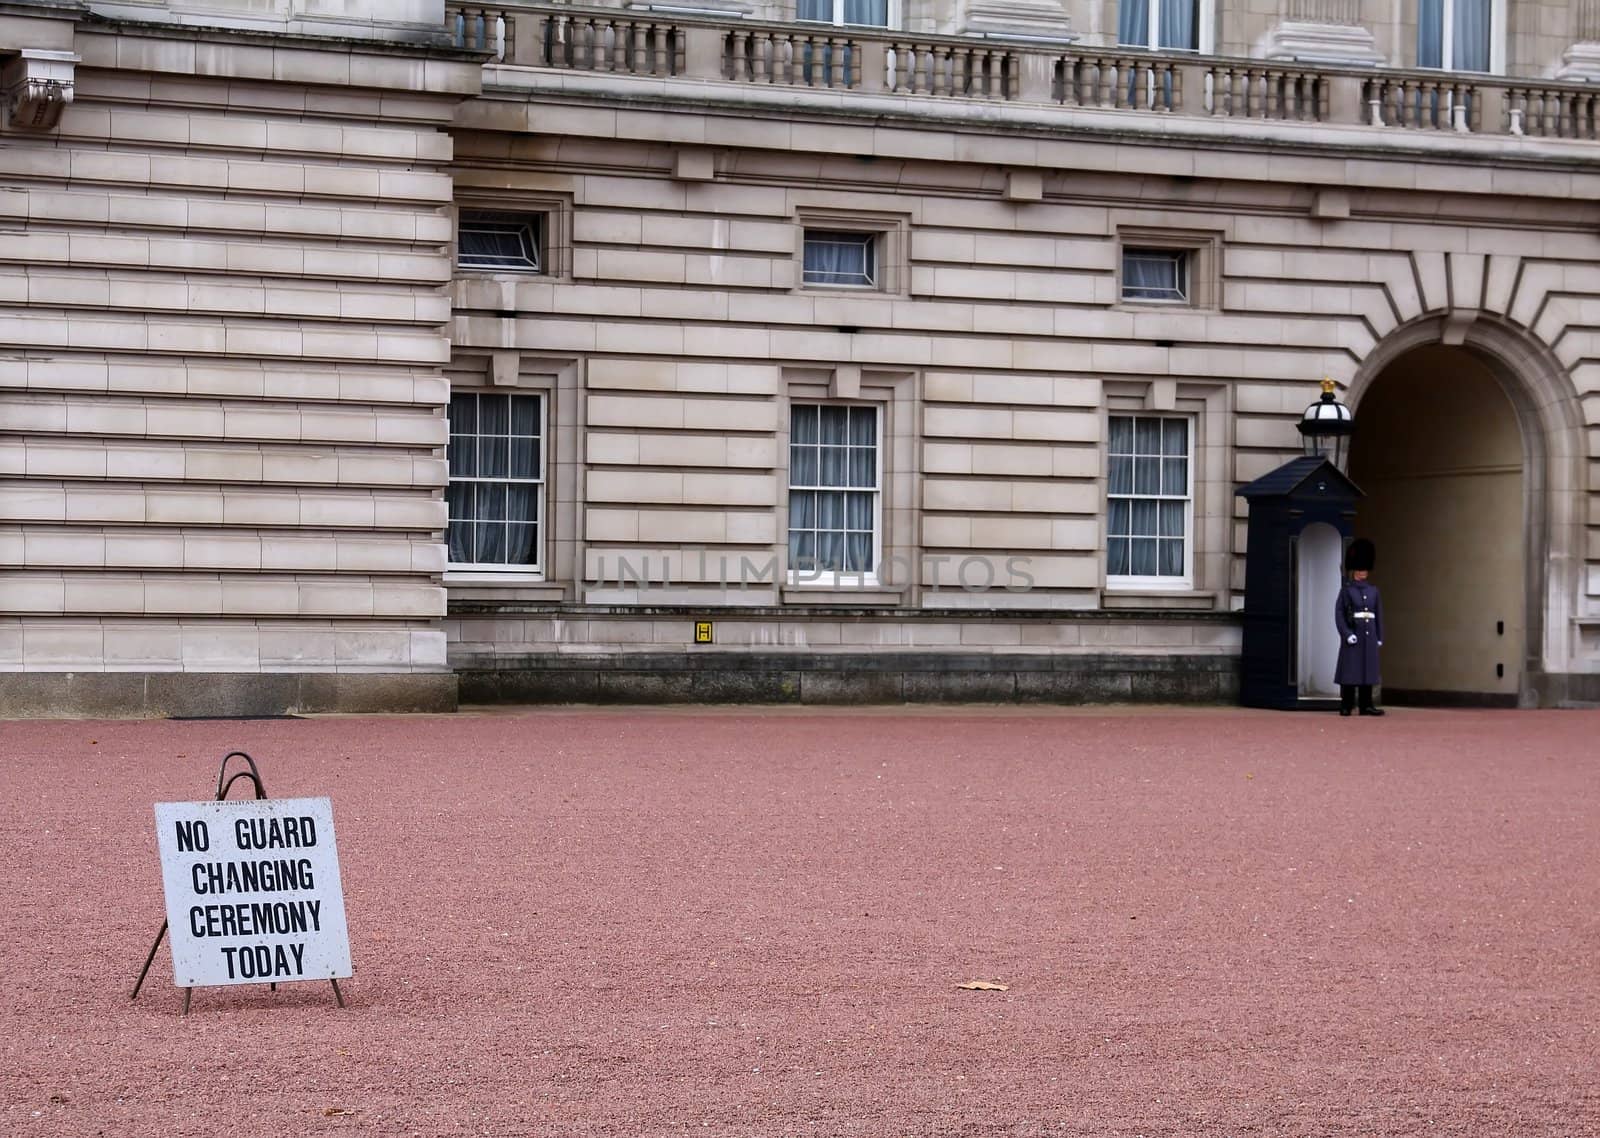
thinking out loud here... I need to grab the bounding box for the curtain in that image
[804,232,873,286]
[1158,0,1196,49]
[1418,0,1443,68]
[446,392,542,567]
[1119,0,1150,45]
[1454,0,1490,72]
[1123,252,1184,301]
[842,0,888,25]
[1107,416,1188,579]
[789,405,876,573]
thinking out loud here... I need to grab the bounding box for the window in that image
[1107,415,1191,584]
[788,403,880,580]
[803,230,876,288]
[446,391,544,571]
[1121,249,1188,303]
[1118,0,1200,50]
[458,210,542,272]
[797,0,892,27]
[1418,0,1493,73]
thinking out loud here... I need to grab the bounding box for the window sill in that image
[445,574,565,602]
[1102,589,1218,611]
[781,585,905,607]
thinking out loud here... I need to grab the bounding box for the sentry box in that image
[153,797,352,992]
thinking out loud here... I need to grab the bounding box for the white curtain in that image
[1123,252,1184,301]
[1107,416,1188,579]
[804,232,873,286]
[789,405,876,573]
[446,393,541,566]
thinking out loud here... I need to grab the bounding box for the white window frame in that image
[446,389,548,578]
[786,401,884,589]
[1120,248,1190,304]
[802,229,878,290]
[796,0,898,29]
[1119,0,1214,54]
[1417,0,1505,75]
[457,210,544,273]
[1106,413,1194,590]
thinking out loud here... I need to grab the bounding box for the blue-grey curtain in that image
[1119,0,1150,46]
[1158,0,1196,49]
[842,0,887,25]
[1454,0,1489,72]
[798,0,888,25]
[1417,0,1443,68]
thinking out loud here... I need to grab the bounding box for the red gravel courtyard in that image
[3,705,1598,1136]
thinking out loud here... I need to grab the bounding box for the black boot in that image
[1357,686,1384,716]
[1339,686,1354,717]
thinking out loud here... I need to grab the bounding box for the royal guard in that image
[1334,538,1384,716]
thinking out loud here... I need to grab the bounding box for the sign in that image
[694,620,714,643]
[153,797,352,989]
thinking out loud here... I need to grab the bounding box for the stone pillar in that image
[1261,0,1385,67]
[1557,0,1600,80]
[957,0,1074,43]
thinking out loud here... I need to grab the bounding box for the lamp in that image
[1298,377,1353,471]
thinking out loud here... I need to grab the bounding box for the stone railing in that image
[448,2,1600,141]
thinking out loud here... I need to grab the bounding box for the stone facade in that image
[5,0,1600,713]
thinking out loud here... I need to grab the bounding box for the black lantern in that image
[1298,378,1354,471]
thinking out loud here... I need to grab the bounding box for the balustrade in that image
[442,2,1600,146]
[1209,64,1325,121]
[1362,74,1479,131]
[724,27,858,89]
[1057,52,1181,112]
[540,12,683,76]
[1505,83,1600,140]
[887,42,1016,99]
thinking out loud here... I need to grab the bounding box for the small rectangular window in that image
[458,210,542,272]
[803,230,877,288]
[789,403,880,579]
[446,391,544,571]
[1107,414,1191,584]
[1121,249,1189,303]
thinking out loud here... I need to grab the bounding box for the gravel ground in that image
[3,705,1598,1137]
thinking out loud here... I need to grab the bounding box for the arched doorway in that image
[1348,345,1523,704]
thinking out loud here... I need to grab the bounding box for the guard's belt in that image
[1352,611,1376,620]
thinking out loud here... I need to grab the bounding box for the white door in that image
[1297,523,1342,698]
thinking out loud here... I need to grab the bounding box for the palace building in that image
[4,0,1600,713]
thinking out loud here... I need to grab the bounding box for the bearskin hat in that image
[1345,538,1376,573]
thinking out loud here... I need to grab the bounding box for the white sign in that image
[153,797,352,989]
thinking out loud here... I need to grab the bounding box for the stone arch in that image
[1346,312,1586,704]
